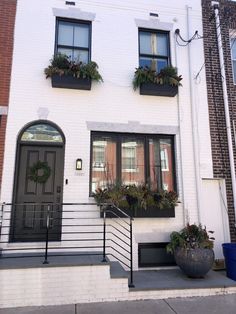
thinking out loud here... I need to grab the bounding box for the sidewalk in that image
[1,294,236,314]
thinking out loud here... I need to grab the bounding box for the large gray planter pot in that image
[174,247,214,278]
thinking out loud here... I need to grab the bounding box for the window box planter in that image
[140,83,178,97]
[101,205,175,218]
[51,75,92,90]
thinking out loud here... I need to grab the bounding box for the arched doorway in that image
[11,121,65,242]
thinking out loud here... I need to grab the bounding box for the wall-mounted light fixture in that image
[76,158,82,170]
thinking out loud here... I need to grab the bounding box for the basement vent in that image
[138,243,176,268]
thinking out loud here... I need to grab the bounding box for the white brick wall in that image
[0,0,215,269]
[0,264,236,308]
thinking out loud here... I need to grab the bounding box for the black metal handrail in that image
[0,202,134,287]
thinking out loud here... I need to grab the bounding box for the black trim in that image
[18,120,66,145]
[90,131,177,196]
[55,17,92,62]
[138,242,176,267]
[138,28,171,70]
[102,205,175,218]
[51,75,91,90]
[10,120,66,242]
[140,83,178,97]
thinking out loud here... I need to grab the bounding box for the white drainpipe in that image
[212,1,236,227]
[186,5,202,223]
[174,32,187,225]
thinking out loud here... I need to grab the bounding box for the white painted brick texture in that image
[0,0,215,270]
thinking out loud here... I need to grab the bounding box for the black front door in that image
[12,144,64,242]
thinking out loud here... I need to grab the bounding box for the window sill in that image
[51,75,92,90]
[140,83,178,97]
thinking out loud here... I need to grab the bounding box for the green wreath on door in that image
[28,161,51,184]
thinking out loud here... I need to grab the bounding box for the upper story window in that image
[231,36,236,84]
[56,18,91,63]
[139,29,169,72]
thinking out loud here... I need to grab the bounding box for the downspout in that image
[212,1,236,227]
[186,5,202,223]
[174,33,187,225]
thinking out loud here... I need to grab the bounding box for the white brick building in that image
[0,0,230,270]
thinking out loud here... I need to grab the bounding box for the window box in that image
[140,82,178,97]
[101,205,175,218]
[51,74,91,90]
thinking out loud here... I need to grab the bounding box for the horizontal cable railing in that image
[0,202,134,287]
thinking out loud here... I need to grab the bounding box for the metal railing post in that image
[0,202,5,257]
[102,204,107,262]
[0,202,4,229]
[43,204,50,264]
[129,217,135,288]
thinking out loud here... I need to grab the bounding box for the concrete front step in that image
[0,254,236,308]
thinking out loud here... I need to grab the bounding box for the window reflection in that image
[21,124,63,142]
[121,138,145,185]
[91,137,117,192]
[160,139,174,191]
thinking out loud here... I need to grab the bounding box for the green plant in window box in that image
[44,53,103,83]
[133,66,182,97]
[92,183,179,217]
[153,190,179,209]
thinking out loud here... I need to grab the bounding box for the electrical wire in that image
[194,62,205,81]
[175,29,204,47]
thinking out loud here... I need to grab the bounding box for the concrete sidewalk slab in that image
[0,304,75,314]
[76,300,173,314]
[167,294,236,314]
[1,295,236,314]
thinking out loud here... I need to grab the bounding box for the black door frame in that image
[10,120,66,242]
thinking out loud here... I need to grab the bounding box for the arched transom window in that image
[21,123,63,143]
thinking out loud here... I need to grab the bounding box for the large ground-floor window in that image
[90,132,176,193]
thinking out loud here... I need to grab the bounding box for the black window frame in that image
[138,28,171,71]
[89,131,177,195]
[55,17,92,63]
[230,37,236,84]
[138,243,176,267]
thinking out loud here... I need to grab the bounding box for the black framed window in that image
[231,37,236,84]
[56,18,91,63]
[139,29,170,72]
[90,132,176,193]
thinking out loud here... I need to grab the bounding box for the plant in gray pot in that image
[167,223,215,278]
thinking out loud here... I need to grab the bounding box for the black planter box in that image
[51,75,92,90]
[140,83,178,97]
[101,205,175,218]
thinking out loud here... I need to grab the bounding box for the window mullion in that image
[117,136,121,185]
[145,137,150,188]
[72,25,75,60]
[157,139,162,191]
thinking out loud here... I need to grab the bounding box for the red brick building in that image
[0,0,17,191]
[202,0,236,241]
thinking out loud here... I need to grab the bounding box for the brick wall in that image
[0,0,17,189]
[202,0,236,241]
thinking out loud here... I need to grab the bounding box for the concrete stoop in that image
[0,255,236,308]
